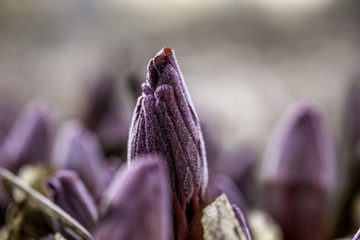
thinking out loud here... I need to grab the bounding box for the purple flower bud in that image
[337,78,360,240]
[46,170,98,231]
[353,228,360,240]
[51,120,105,195]
[128,47,208,205]
[95,155,171,240]
[261,102,336,240]
[212,147,257,207]
[232,204,252,240]
[344,78,360,154]
[3,100,54,173]
[81,72,116,130]
[80,72,130,155]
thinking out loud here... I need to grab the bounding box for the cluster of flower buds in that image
[10,46,360,240]
[0,47,252,240]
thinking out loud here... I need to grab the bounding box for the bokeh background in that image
[0,0,359,153]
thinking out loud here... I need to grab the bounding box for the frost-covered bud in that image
[46,170,98,230]
[3,100,54,173]
[95,155,170,240]
[261,102,336,240]
[128,47,208,205]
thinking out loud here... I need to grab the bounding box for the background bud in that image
[2,100,54,173]
[95,155,171,240]
[261,101,337,240]
[46,170,98,231]
[51,120,106,195]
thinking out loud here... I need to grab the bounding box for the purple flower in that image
[261,102,336,240]
[51,120,106,196]
[94,155,171,240]
[46,170,98,231]
[128,47,208,204]
[2,100,54,173]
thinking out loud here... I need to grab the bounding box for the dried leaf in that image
[201,194,248,240]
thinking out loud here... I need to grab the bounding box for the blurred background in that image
[0,0,359,152]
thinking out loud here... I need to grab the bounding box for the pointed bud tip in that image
[148,47,176,68]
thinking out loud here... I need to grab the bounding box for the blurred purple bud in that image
[344,78,360,154]
[261,102,336,240]
[3,100,54,173]
[335,78,360,237]
[0,100,16,145]
[128,47,208,205]
[212,147,257,206]
[353,228,360,240]
[209,173,247,212]
[52,120,105,195]
[199,120,219,166]
[232,204,252,240]
[82,72,116,130]
[95,155,171,240]
[81,72,130,155]
[46,170,98,231]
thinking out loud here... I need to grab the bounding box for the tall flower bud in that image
[128,47,208,204]
[3,100,54,173]
[95,155,171,240]
[261,102,336,240]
